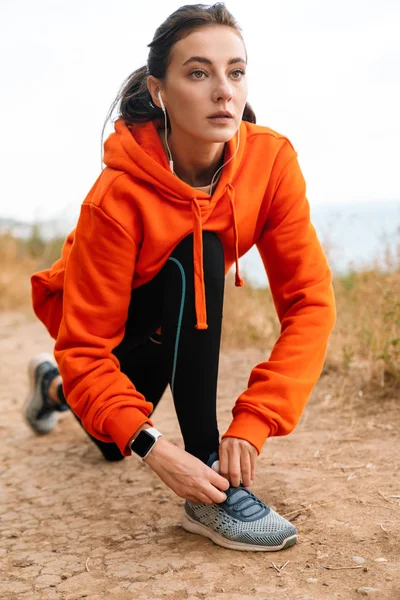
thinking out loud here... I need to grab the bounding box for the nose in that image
[212,76,233,103]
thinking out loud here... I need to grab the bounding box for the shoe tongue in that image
[210,459,220,473]
[206,451,220,469]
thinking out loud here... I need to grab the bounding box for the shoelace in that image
[223,484,270,519]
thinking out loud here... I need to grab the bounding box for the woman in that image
[24,2,336,552]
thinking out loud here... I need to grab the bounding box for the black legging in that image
[67,231,225,463]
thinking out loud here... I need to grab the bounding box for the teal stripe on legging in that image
[167,257,186,396]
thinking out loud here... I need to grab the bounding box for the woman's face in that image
[154,25,248,144]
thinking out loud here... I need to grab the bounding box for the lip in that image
[208,111,233,118]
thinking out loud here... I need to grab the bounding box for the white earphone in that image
[158,90,174,173]
[158,90,166,113]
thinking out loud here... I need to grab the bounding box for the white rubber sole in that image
[181,512,298,552]
[23,352,58,434]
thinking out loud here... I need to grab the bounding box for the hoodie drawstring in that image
[191,184,244,330]
[227,183,244,289]
[191,198,208,330]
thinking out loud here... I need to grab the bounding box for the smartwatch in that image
[130,427,163,461]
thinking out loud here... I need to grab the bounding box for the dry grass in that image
[0,234,38,311]
[1,225,399,401]
[222,229,400,401]
[0,231,64,312]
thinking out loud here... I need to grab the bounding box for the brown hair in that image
[101,2,255,150]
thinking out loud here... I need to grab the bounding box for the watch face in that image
[132,430,155,457]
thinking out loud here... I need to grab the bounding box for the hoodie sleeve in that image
[221,150,337,455]
[54,191,154,457]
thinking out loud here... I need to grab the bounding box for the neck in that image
[159,125,225,187]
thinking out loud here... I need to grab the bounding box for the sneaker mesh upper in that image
[185,486,297,547]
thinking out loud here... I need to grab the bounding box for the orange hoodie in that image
[31,117,336,457]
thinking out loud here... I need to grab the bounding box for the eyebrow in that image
[182,56,247,67]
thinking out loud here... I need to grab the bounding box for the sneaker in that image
[23,352,69,435]
[181,451,298,551]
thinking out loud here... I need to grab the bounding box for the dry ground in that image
[0,310,399,600]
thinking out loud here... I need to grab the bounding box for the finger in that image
[186,492,213,504]
[204,482,227,504]
[218,445,229,479]
[240,450,252,488]
[229,445,241,488]
[250,454,256,483]
[196,491,214,505]
[209,467,230,491]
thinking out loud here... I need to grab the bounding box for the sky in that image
[1,0,399,223]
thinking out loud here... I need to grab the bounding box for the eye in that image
[231,69,245,79]
[190,70,207,79]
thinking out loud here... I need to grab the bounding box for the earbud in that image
[158,90,166,113]
[157,90,173,173]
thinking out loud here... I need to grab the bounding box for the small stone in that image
[293,514,308,522]
[34,574,62,589]
[322,582,329,586]
[109,534,132,543]
[282,498,294,506]
[305,578,318,583]
[352,556,366,565]
[133,533,148,540]
[357,587,379,596]
[374,558,387,562]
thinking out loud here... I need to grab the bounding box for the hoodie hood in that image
[103,117,246,329]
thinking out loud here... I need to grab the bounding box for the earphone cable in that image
[164,122,241,192]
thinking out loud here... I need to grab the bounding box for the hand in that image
[143,437,230,504]
[219,437,258,488]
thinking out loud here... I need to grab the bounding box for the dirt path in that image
[0,310,399,600]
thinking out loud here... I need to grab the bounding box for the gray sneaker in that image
[181,452,298,551]
[23,353,67,434]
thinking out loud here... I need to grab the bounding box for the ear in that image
[147,75,163,109]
